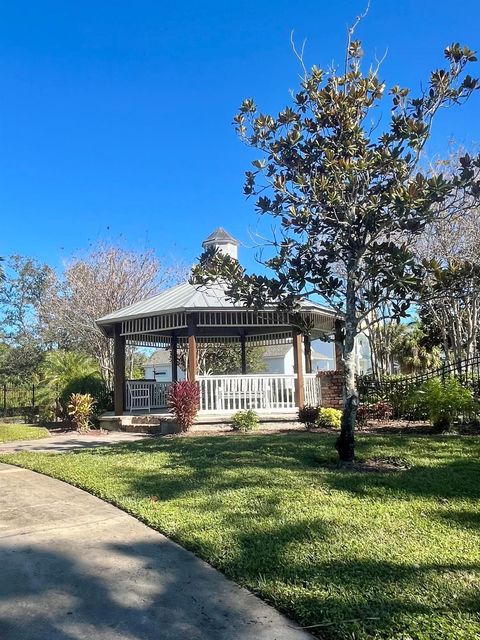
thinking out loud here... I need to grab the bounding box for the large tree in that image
[415,152,480,363]
[41,244,187,384]
[193,26,479,461]
[0,255,55,379]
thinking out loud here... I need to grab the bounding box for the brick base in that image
[317,371,343,409]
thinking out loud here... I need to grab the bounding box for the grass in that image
[0,423,50,443]
[1,432,479,639]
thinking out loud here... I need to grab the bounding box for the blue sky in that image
[1,0,479,273]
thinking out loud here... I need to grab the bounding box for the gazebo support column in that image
[187,315,197,382]
[334,319,344,371]
[113,324,126,415]
[171,333,178,383]
[293,329,305,409]
[240,333,247,375]
[304,334,312,374]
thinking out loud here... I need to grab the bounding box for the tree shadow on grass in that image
[53,432,480,510]
[322,456,480,501]
[433,508,480,532]
[217,516,480,639]
[73,433,334,503]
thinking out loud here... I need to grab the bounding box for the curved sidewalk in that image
[0,431,148,454]
[0,463,312,640]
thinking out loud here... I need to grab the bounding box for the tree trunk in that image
[336,277,358,464]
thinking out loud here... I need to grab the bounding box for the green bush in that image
[410,377,476,431]
[231,410,259,432]
[60,376,113,417]
[298,405,320,428]
[68,393,95,432]
[317,407,342,429]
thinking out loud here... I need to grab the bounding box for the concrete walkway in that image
[0,431,148,454]
[0,463,312,640]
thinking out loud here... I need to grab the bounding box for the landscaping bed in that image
[1,432,479,639]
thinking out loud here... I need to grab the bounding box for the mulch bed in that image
[359,419,435,434]
[346,457,411,473]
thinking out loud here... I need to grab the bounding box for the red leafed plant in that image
[168,381,200,431]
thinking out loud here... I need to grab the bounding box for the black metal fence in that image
[1,382,52,420]
[358,355,480,420]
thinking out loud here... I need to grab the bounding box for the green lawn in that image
[0,423,50,443]
[1,432,479,639]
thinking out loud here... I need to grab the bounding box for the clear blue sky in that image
[1,0,479,273]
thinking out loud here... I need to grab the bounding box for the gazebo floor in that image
[99,410,299,434]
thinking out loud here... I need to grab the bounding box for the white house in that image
[355,332,372,375]
[263,343,334,374]
[144,349,185,382]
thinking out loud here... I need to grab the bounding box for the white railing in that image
[305,373,322,406]
[125,380,172,411]
[125,374,322,414]
[198,374,297,413]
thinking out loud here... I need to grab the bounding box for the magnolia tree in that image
[192,28,479,462]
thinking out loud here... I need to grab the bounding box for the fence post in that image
[3,384,6,417]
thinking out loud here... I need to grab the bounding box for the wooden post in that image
[240,333,247,375]
[113,323,126,415]
[187,315,197,382]
[171,333,178,382]
[304,334,312,374]
[334,319,344,371]
[293,329,305,409]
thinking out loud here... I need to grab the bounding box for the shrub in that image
[60,375,113,416]
[298,405,320,428]
[168,381,200,432]
[38,404,56,424]
[356,404,368,427]
[231,409,259,432]
[410,377,476,431]
[370,400,394,420]
[356,401,393,427]
[68,393,95,432]
[317,407,342,429]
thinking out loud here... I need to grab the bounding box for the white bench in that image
[126,381,151,412]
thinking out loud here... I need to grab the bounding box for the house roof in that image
[97,281,336,325]
[202,227,239,246]
[146,349,171,366]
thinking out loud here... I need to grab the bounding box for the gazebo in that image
[97,229,342,417]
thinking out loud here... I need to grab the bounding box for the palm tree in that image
[392,323,441,374]
[40,350,100,397]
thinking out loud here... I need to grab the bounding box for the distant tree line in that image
[0,244,187,387]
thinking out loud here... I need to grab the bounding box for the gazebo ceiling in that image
[97,281,339,344]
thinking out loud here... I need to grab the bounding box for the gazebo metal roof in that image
[97,281,336,326]
[97,279,338,349]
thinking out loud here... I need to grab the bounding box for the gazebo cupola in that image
[202,227,239,260]
[97,228,342,416]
